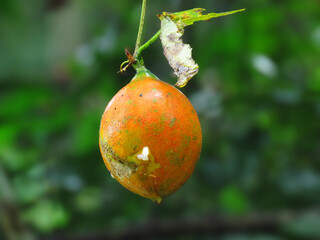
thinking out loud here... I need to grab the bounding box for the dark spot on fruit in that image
[139,93,143,97]
[121,94,123,97]
[127,161,138,171]
[114,108,116,110]
[133,145,137,151]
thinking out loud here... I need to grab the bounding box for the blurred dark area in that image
[1,0,320,239]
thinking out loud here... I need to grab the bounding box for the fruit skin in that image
[99,69,202,203]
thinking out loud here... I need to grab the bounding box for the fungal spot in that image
[137,146,150,161]
[139,93,143,97]
[101,141,161,185]
[130,147,161,175]
[100,141,136,180]
[111,161,134,179]
[127,161,137,170]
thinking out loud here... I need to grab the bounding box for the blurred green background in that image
[1,0,320,239]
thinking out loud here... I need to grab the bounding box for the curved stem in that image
[136,30,161,59]
[134,0,147,56]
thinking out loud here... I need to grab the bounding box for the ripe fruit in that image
[99,68,202,203]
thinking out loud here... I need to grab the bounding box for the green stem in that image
[134,0,147,56]
[131,0,161,73]
[135,30,161,59]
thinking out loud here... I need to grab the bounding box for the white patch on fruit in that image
[137,147,150,161]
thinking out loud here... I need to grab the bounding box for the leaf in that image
[159,16,199,88]
[158,8,245,87]
[160,8,246,27]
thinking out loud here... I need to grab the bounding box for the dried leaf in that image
[160,16,199,88]
[158,8,245,87]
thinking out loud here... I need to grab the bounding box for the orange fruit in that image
[99,68,202,203]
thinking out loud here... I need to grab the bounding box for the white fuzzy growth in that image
[137,147,149,161]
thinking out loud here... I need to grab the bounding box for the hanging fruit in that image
[99,0,245,203]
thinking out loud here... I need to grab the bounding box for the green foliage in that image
[23,200,69,232]
[218,185,249,215]
[283,213,320,238]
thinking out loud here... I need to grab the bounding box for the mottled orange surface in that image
[99,70,202,203]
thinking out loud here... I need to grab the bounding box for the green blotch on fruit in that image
[184,135,191,143]
[159,178,174,197]
[160,114,167,123]
[166,149,183,166]
[169,117,176,127]
[150,122,164,133]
